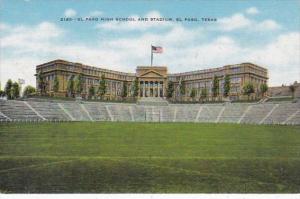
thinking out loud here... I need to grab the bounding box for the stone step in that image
[137,97,169,106]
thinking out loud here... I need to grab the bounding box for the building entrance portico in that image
[136,66,168,98]
[140,81,164,97]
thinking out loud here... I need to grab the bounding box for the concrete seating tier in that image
[240,103,276,124]
[108,104,132,121]
[131,106,146,122]
[145,106,161,122]
[0,100,41,121]
[0,100,299,125]
[160,106,175,122]
[0,113,9,122]
[219,104,249,123]
[264,103,299,124]
[83,103,110,121]
[59,102,90,121]
[27,101,69,121]
[173,105,199,122]
[285,109,300,125]
[196,105,224,123]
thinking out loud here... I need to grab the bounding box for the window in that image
[231,77,241,83]
[231,67,241,73]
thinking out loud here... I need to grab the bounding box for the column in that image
[155,82,157,97]
[146,82,149,97]
[153,82,156,97]
[151,81,154,97]
[158,82,160,97]
[162,82,164,97]
[156,81,159,97]
[115,81,117,97]
[109,81,112,99]
[148,82,150,97]
[149,82,152,97]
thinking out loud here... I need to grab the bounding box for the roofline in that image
[169,63,267,76]
[36,60,267,77]
[36,59,136,76]
[137,66,167,69]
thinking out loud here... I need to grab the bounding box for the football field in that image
[0,122,299,193]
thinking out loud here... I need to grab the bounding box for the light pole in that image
[18,78,25,97]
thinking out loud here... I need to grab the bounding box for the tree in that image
[11,82,20,99]
[74,74,83,95]
[67,76,74,97]
[0,89,4,97]
[260,83,268,97]
[88,85,95,99]
[223,75,231,97]
[37,72,46,95]
[212,76,219,99]
[98,74,107,99]
[132,78,139,98]
[190,88,196,101]
[178,79,185,101]
[5,79,13,99]
[200,88,207,102]
[243,82,255,100]
[23,85,36,97]
[0,82,2,97]
[53,75,59,93]
[166,81,174,98]
[121,81,128,98]
[289,84,295,99]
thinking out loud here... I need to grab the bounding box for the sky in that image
[0,0,300,89]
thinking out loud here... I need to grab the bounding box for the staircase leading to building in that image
[137,97,169,106]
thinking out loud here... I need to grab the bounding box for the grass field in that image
[0,122,300,193]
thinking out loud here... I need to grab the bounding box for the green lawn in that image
[0,122,299,193]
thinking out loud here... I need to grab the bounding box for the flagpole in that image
[150,45,153,66]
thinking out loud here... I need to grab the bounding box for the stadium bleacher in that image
[0,99,299,125]
[27,100,69,121]
[83,102,111,121]
[172,105,199,122]
[218,104,248,123]
[0,100,41,121]
[108,104,132,122]
[58,102,90,121]
[283,109,300,125]
[196,105,224,123]
[240,103,276,124]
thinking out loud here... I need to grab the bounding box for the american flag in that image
[152,46,163,53]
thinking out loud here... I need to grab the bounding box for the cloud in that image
[0,23,9,31]
[256,19,281,31]
[58,30,299,86]
[246,7,259,15]
[0,19,298,89]
[89,10,103,17]
[0,22,64,52]
[0,22,65,89]
[217,13,281,32]
[64,8,77,17]
[0,57,42,88]
[247,32,300,84]
[217,13,252,31]
[98,10,280,33]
